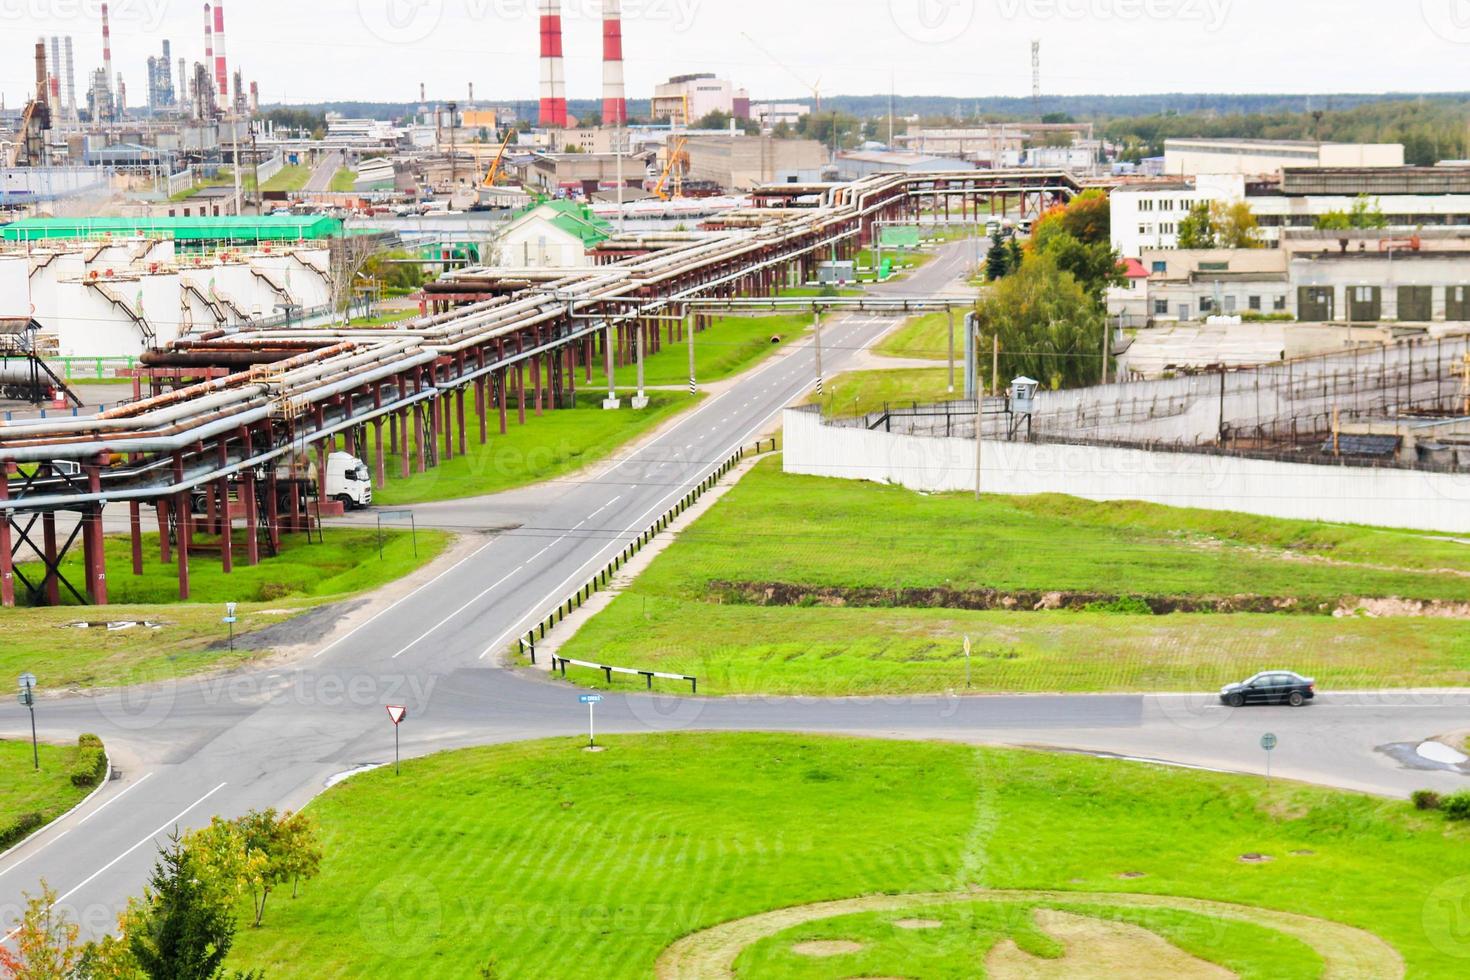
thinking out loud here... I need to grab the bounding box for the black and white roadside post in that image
[963,636,972,690]
[686,307,697,396]
[223,602,238,653]
[18,674,38,771]
[387,705,408,774]
[1261,733,1278,788]
[580,694,603,750]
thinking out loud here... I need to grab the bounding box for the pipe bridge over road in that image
[0,171,955,607]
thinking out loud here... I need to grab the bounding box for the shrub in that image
[1442,792,1470,821]
[1084,595,1155,616]
[70,745,108,788]
[77,733,103,749]
[0,812,44,850]
[1412,790,1443,811]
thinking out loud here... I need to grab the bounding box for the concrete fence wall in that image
[254,153,285,185]
[783,408,1470,533]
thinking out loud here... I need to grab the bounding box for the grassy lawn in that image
[0,740,91,832]
[367,391,700,506]
[875,311,966,360]
[260,164,313,193]
[329,168,357,192]
[586,313,812,390]
[809,367,960,417]
[348,308,419,328]
[3,529,449,689]
[556,461,1470,695]
[224,734,1470,977]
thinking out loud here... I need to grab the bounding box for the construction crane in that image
[652,137,688,202]
[481,128,515,188]
[742,32,821,115]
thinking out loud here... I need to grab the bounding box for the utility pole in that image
[602,321,619,410]
[687,308,697,395]
[974,333,984,500]
[1102,316,1111,385]
[230,115,242,215]
[632,316,648,409]
[813,310,824,398]
[615,120,626,233]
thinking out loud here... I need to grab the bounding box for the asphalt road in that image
[3,242,1467,939]
[304,152,344,194]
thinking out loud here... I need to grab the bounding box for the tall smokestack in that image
[49,36,62,103]
[602,0,627,126]
[204,4,214,101]
[35,39,48,104]
[64,36,76,124]
[538,1,567,128]
[213,1,229,102]
[101,3,113,101]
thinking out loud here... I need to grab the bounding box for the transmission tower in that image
[1031,40,1041,115]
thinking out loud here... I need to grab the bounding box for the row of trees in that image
[975,190,1122,391]
[1,810,321,980]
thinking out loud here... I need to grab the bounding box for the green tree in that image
[1315,194,1389,231]
[974,253,1107,390]
[1177,203,1217,249]
[985,239,1013,281]
[1211,201,1264,248]
[1058,190,1110,244]
[127,835,238,980]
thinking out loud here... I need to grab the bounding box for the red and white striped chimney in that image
[538,1,567,129]
[602,0,627,126]
[101,3,114,100]
[204,3,214,90]
[213,1,229,101]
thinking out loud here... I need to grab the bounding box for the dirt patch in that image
[791,940,865,957]
[654,889,1404,980]
[1290,850,1316,857]
[1335,598,1470,620]
[893,918,944,930]
[203,599,368,652]
[987,909,1234,979]
[1238,854,1274,864]
[1116,872,1148,880]
[709,581,1345,616]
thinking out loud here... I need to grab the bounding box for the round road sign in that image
[1260,733,1278,752]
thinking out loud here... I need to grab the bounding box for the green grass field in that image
[810,368,961,417]
[556,461,1470,695]
[329,168,357,192]
[223,734,1470,977]
[876,312,966,360]
[4,529,449,689]
[0,740,91,833]
[367,391,700,506]
[585,313,812,390]
[260,164,313,193]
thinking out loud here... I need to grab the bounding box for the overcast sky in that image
[5,0,1470,108]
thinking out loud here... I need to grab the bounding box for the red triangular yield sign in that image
[386,705,408,726]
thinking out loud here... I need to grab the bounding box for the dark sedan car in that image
[1220,672,1316,707]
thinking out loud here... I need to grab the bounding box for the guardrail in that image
[551,657,698,694]
[517,438,780,686]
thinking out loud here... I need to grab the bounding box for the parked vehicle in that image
[190,452,372,514]
[1219,672,1316,707]
[324,452,373,510]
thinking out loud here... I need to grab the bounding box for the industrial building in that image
[487,199,612,268]
[652,74,750,124]
[1111,168,1470,256]
[834,151,976,181]
[1162,138,1405,177]
[683,136,827,191]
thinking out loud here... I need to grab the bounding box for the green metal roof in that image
[507,199,613,248]
[0,215,345,244]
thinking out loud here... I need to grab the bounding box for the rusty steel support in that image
[265,469,281,552]
[475,378,488,444]
[414,405,427,474]
[498,368,509,434]
[532,353,543,416]
[130,502,144,575]
[398,410,410,480]
[85,464,108,604]
[217,442,233,576]
[242,432,260,568]
[456,386,468,456]
[516,361,527,425]
[440,390,453,462]
[174,451,190,600]
[374,419,387,487]
[156,501,171,563]
[41,510,59,606]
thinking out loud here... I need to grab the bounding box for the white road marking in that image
[391,565,525,659]
[3,781,229,939]
[313,538,500,659]
[587,494,623,520]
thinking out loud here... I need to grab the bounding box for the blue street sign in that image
[580,695,603,704]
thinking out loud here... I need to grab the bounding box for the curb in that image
[0,743,114,867]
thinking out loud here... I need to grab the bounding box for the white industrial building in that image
[1111,168,1470,257]
[1163,139,1405,177]
[651,74,748,124]
[0,239,333,357]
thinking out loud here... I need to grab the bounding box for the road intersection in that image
[3,242,1466,938]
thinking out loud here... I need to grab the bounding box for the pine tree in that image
[128,835,237,980]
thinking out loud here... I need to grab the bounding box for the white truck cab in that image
[325,452,373,510]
